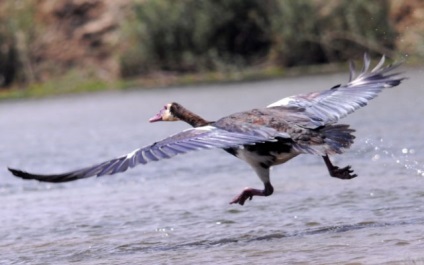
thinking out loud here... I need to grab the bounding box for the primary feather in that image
[267,54,404,128]
[9,125,289,182]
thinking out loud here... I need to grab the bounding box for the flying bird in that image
[8,54,405,205]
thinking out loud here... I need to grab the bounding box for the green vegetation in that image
[122,0,273,76]
[269,0,396,65]
[0,1,39,86]
[122,0,396,77]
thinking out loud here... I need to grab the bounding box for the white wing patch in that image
[267,97,296,108]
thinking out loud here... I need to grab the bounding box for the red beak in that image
[149,107,166,122]
[149,113,163,122]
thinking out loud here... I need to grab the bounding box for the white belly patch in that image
[235,148,298,167]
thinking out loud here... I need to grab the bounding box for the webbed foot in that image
[329,165,357,179]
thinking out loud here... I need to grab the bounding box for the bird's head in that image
[149,103,180,122]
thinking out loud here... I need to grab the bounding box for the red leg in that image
[230,182,274,205]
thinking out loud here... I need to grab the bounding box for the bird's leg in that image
[230,165,274,205]
[230,182,274,206]
[323,155,357,179]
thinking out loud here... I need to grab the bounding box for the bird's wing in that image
[9,125,289,183]
[267,54,405,128]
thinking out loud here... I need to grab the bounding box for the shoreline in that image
[0,57,419,101]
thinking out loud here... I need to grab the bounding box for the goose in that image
[8,54,405,205]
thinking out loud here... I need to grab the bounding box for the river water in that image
[1,67,424,264]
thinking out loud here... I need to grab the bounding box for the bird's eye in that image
[164,105,168,110]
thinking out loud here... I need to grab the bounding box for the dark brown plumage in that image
[8,54,405,205]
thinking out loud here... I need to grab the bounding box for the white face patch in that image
[163,104,180,121]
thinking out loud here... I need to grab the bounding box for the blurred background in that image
[2,1,424,263]
[0,0,422,97]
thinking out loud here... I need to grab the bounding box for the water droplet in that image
[216,222,221,225]
[370,192,374,197]
[402,148,408,154]
[409,149,415,154]
[372,154,380,161]
[375,147,379,151]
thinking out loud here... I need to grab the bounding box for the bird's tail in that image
[320,124,356,155]
[291,124,355,156]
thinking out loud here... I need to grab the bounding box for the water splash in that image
[360,138,424,177]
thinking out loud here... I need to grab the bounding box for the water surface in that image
[1,68,424,264]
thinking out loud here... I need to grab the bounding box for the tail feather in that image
[321,124,355,154]
[291,124,355,155]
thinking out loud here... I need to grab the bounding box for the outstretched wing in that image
[267,54,405,128]
[9,125,288,183]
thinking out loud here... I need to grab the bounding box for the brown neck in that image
[171,103,211,127]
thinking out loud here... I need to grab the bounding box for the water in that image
[1,68,424,264]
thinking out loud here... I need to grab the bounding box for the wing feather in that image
[8,125,288,183]
[267,54,405,128]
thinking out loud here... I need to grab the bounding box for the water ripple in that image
[115,217,424,254]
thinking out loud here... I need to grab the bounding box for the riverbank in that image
[0,63,327,100]
[0,62,358,100]
[1,54,420,101]
[1,0,423,97]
